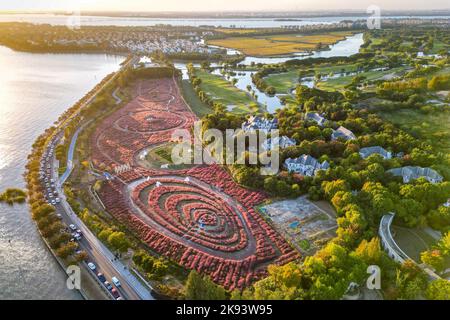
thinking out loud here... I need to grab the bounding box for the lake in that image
[0,46,124,299]
[0,14,448,28]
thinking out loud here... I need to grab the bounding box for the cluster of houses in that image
[109,37,214,54]
[240,115,444,183]
[52,29,215,54]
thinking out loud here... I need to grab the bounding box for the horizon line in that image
[1,9,450,14]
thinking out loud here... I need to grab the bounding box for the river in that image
[0,46,124,299]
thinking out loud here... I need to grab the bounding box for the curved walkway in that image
[379,213,441,281]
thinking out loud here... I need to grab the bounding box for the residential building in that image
[359,146,392,159]
[262,136,296,150]
[331,126,356,141]
[387,166,443,184]
[284,154,330,176]
[305,112,326,126]
[241,116,278,134]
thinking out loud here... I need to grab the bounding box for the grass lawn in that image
[378,108,450,154]
[138,143,194,170]
[264,63,360,93]
[180,80,212,117]
[207,31,354,56]
[431,40,449,54]
[317,67,406,91]
[392,226,437,262]
[265,71,299,93]
[196,70,259,113]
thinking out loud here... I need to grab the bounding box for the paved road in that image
[41,55,155,300]
[60,121,91,185]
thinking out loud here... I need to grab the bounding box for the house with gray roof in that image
[305,112,326,126]
[262,136,296,151]
[331,126,356,141]
[387,166,443,184]
[242,116,278,134]
[359,146,392,159]
[284,154,330,176]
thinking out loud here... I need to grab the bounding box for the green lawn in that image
[393,226,437,262]
[265,71,299,93]
[431,40,449,54]
[264,63,361,93]
[180,80,212,117]
[196,70,259,113]
[378,108,450,154]
[317,67,406,91]
[137,143,194,170]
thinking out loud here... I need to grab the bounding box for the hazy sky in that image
[1,0,449,12]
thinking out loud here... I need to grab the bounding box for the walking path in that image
[379,213,442,281]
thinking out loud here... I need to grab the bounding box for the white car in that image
[55,198,61,203]
[112,277,121,287]
[69,224,77,231]
[87,262,96,271]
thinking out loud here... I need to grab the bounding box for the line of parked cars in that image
[69,224,83,242]
[87,262,123,300]
[39,139,60,206]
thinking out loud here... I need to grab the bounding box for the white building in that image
[284,154,330,176]
[331,126,356,141]
[359,146,392,159]
[387,166,443,184]
[305,112,326,126]
[241,116,278,134]
[262,136,296,151]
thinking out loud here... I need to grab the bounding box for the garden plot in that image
[260,195,337,253]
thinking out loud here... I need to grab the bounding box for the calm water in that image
[208,33,364,113]
[0,14,448,28]
[0,46,124,299]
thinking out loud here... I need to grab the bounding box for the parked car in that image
[69,224,77,231]
[104,281,113,291]
[87,262,96,271]
[111,288,120,299]
[97,273,106,283]
[111,277,121,287]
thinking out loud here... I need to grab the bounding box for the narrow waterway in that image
[0,46,124,299]
[176,33,364,113]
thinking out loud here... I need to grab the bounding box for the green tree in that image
[107,231,130,253]
[184,271,227,300]
[426,279,450,300]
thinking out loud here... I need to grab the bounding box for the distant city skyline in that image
[1,1,449,13]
